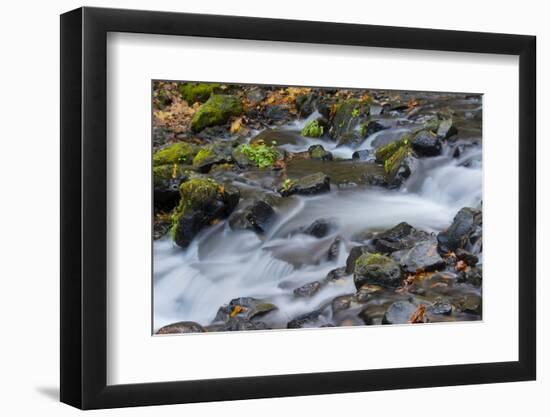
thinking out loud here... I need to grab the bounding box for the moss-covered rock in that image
[329,99,371,146]
[153,142,197,166]
[192,142,235,173]
[278,172,330,197]
[153,164,192,211]
[374,134,411,163]
[308,145,333,161]
[232,143,282,168]
[171,177,240,247]
[178,82,220,104]
[353,252,402,289]
[190,94,243,132]
[301,119,324,138]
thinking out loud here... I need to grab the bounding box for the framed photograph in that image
[60,6,536,409]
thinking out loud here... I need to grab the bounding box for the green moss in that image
[235,143,279,168]
[356,253,392,269]
[301,120,324,138]
[192,145,215,168]
[281,178,294,192]
[153,142,197,166]
[374,133,411,163]
[190,95,243,132]
[178,82,220,104]
[384,145,411,176]
[153,164,191,186]
[351,108,360,118]
[176,178,220,214]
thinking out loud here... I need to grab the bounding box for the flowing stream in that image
[153,115,482,331]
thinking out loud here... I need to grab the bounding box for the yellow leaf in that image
[230,305,242,317]
[230,117,242,134]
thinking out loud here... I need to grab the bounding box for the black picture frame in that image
[60,6,536,410]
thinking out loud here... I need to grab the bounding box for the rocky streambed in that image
[152,82,483,334]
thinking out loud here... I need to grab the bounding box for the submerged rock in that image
[353,252,402,289]
[458,265,483,287]
[452,293,482,316]
[327,236,342,261]
[279,172,330,196]
[156,321,205,334]
[437,207,482,253]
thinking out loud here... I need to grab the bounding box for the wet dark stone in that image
[265,105,290,121]
[345,245,370,273]
[156,321,205,334]
[411,130,442,156]
[279,172,330,197]
[308,144,333,161]
[458,265,483,288]
[324,266,348,282]
[373,222,430,254]
[327,237,342,261]
[354,253,403,289]
[302,218,335,238]
[332,295,354,313]
[293,281,323,298]
[428,301,453,316]
[382,301,419,325]
[437,207,482,253]
[229,200,276,233]
[352,149,375,162]
[214,297,277,322]
[225,317,270,331]
[398,239,445,273]
[456,248,479,267]
[452,293,482,316]
[287,309,327,329]
[436,118,458,139]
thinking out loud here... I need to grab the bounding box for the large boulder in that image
[278,172,330,196]
[353,252,403,289]
[172,178,239,248]
[374,135,418,186]
[372,222,430,254]
[437,207,482,253]
[191,94,243,132]
[345,245,370,273]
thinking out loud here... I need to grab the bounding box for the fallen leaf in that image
[409,304,426,323]
[229,305,242,317]
[230,117,242,134]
